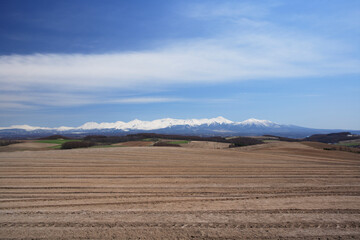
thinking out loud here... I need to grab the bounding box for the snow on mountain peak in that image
[76,116,234,131]
[0,117,279,131]
[0,125,52,131]
[212,116,233,124]
[238,118,277,127]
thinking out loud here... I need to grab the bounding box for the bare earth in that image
[0,142,359,239]
[0,141,58,152]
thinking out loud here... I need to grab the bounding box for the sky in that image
[0,0,359,129]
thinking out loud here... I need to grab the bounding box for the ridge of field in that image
[166,140,190,144]
[0,141,359,239]
[35,139,80,145]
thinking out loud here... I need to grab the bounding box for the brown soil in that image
[115,141,154,147]
[0,141,57,152]
[0,142,359,239]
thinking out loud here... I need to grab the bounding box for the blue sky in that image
[0,0,359,129]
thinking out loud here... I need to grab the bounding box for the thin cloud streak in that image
[109,97,185,104]
[0,102,35,110]
[0,92,187,109]
[0,89,232,109]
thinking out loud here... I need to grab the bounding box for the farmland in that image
[35,139,81,149]
[0,141,359,239]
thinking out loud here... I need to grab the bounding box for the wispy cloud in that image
[0,33,358,92]
[0,92,95,108]
[0,102,35,110]
[109,97,185,104]
[0,91,186,109]
[0,1,359,111]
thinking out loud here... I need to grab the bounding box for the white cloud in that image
[0,32,358,92]
[0,1,359,110]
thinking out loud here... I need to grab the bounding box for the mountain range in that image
[0,117,359,139]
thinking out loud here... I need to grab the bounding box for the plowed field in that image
[0,142,359,239]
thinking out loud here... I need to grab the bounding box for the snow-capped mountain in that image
[236,118,281,128]
[0,116,234,131]
[76,116,234,131]
[0,117,358,139]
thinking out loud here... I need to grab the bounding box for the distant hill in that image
[303,132,360,144]
[37,135,71,140]
[0,117,359,139]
